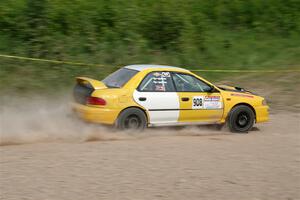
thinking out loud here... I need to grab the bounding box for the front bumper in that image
[255,105,269,123]
[72,103,119,125]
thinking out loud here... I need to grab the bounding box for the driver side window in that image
[172,73,212,92]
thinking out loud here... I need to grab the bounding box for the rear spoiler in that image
[76,77,107,90]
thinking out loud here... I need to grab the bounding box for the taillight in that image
[86,97,106,106]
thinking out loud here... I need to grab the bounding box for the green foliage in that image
[0,0,299,93]
[142,12,183,50]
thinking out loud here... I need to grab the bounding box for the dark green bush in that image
[0,0,299,93]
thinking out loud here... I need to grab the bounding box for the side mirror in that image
[209,86,219,93]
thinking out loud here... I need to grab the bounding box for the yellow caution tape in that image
[0,54,104,67]
[189,69,300,73]
[1,54,299,73]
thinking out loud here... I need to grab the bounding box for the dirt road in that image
[0,112,300,200]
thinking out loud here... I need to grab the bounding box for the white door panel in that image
[148,111,179,124]
[133,90,179,124]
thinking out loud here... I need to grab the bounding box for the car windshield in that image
[172,73,212,92]
[102,68,138,88]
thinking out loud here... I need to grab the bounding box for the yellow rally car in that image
[73,65,269,133]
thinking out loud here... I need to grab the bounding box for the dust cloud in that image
[0,96,128,146]
[0,95,223,146]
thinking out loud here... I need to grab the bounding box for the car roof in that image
[124,64,189,72]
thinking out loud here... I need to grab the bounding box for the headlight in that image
[262,99,267,105]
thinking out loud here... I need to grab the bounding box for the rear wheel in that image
[228,105,255,133]
[116,108,147,131]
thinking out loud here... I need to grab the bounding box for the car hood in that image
[217,84,255,94]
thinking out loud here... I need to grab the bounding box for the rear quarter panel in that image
[91,88,146,123]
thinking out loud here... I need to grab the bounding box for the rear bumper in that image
[72,103,119,125]
[255,105,269,123]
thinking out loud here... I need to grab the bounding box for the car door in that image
[133,71,180,125]
[172,72,224,123]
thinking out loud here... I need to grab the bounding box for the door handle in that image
[181,97,189,101]
[139,97,147,101]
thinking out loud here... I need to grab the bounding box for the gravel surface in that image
[1,113,300,200]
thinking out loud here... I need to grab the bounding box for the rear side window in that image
[172,73,212,92]
[138,71,175,92]
[102,68,138,88]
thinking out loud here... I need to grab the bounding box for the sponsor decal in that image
[161,72,170,77]
[204,96,220,101]
[153,80,167,84]
[192,95,222,109]
[153,72,170,77]
[231,93,254,98]
[153,77,167,81]
[153,72,161,77]
[204,101,222,109]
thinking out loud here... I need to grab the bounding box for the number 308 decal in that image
[192,96,204,109]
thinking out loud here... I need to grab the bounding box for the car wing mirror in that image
[209,86,219,93]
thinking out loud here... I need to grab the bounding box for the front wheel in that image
[116,108,147,131]
[228,105,255,133]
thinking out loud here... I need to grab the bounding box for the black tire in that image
[116,108,147,131]
[228,105,255,133]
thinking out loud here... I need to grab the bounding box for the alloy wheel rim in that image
[236,112,250,128]
[125,116,140,129]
